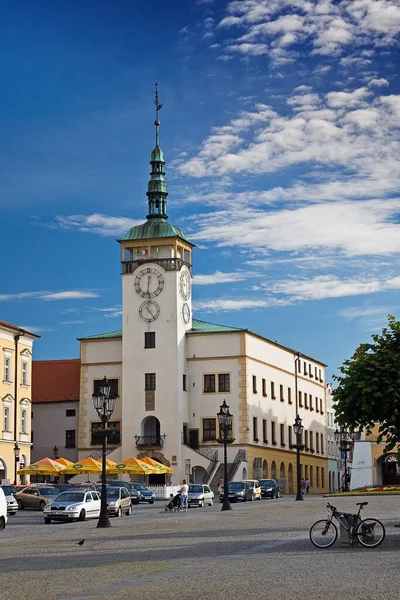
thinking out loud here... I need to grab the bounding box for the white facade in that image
[31,401,79,464]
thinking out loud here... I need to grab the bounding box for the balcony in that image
[134,435,165,449]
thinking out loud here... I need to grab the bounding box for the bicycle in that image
[309,501,385,549]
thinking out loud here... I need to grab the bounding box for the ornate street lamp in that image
[217,400,233,512]
[13,442,20,485]
[53,446,59,460]
[92,376,116,528]
[292,415,304,501]
[334,427,360,492]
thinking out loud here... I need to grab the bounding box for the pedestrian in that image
[217,478,224,494]
[301,478,306,494]
[179,479,189,511]
[305,478,310,494]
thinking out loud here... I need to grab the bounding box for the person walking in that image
[301,478,306,494]
[179,479,189,511]
[305,478,310,494]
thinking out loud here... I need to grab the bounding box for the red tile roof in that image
[32,359,80,403]
[0,320,40,338]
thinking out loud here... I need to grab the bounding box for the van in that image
[241,480,262,501]
[0,487,8,531]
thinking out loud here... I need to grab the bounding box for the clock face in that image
[179,270,191,301]
[139,300,160,322]
[182,302,191,324]
[134,267,164,298]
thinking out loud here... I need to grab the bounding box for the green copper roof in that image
[188,319,246,334]
[77,330,122,341]
[118,218,191,243]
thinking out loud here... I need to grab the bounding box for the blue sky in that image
[1,0,399,377]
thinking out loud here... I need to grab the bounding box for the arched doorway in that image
[253,457,262,480]
[193,465,206,484]
[136,449,170,485]
[271,461,276,480]
[140,416,161,441]
[378,454,400,486]
[0,458,7,482]
[288,464,293,493]
[279,462,286,493]
[262,460,268,479]
[242,467,247,480]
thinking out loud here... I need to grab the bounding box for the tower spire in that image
[146,83,168,220]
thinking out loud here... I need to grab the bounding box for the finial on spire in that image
[154,82,163,147]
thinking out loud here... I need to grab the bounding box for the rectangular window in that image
[252,375,257,394]
[22,362,28,385]
[91,421,120,445]
[271,381,276,399]
[320,398,324,413]
[262,419,267,443]
[203,374,215,393]
[66,409,76,417]
[262,378,267,397]
[93,378,119,398]
[218,373,230,393]
[4,357,11,382]
[280,423,285,447]
[253,416,258,442]
[316,466,320,487]
[297,358,301,373]
[316,397,319,412]
[309,431,314,451]
[65,429,76,448]
[271,421,276,445]
[280,384,284,402]
[316,432,320,453]
[145,373,156,390]
[303,361,307,375]
[288,387,292,404]
[310,465,313,487]
[321,467,325,488]
[288,425,293,447]
[321,434,324,454]
[319,368,322,382]
[315,366,318,379]
[202,418,216,442]
[21,409,27,434]
[310,395,313,411]
[309,363,312,377]
[304,393,308,409]
[299,391,303,407]
[144,332,156,348]
[305,430,309,450]
[4,406,10,431]
[183,374,187,392]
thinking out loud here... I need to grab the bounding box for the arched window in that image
[262,460,268,479]
[271,461,276,479]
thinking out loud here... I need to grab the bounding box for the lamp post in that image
[13,442,20,485]
[53,446,59,460]
[217,400,233,512]
[92,376,116,528]
[334,427,360,492]
[292,415,304,501]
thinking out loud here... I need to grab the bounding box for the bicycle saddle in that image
[356,501,368,506]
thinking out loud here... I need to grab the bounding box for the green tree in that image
[332,315,400,453]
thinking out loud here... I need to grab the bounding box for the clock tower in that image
[118,86,194,480]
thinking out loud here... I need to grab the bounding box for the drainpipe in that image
[294,351,300,415]
[14,333,21,484]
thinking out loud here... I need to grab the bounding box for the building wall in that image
[0,325,36,483]
[31,401,79,463]
[326,383,340,492]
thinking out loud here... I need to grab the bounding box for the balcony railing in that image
[134,435,165,449]
[121,258,191,275]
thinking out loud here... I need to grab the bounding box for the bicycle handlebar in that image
[326,502,336,511]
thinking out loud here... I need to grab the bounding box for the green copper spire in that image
[146,82,168,220]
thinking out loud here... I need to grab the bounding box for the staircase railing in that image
[228,449,246,481]
[87,445,119,461]
[202,450,219,484]
[196,444,219,461]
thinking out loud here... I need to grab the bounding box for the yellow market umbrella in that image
[107,457,155,475]
[60,457,102,475]
[141,456,173,474]
[55,457,74,468]
[17,457,65,475]
[105,459,117,468]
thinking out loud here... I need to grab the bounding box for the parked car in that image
[43,489,101,523]
[15,485,61,510]
[0,485,18,515]
[220,482,253,503]
[0,488,8,531]
[106,481,140,504]
[259,479,279,499]
[128,483,156,504]
[102,486,132,517]
[241,480,262,501]
[188,484,214,507]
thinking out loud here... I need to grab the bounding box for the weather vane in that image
[155,81,163,121]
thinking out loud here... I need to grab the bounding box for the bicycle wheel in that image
[310,519,338,548]
[356,518,385,548]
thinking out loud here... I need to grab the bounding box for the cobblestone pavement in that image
[2,495,400,600]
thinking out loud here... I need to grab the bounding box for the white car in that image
[0,488,8,531]
[0,485,18,515]
[43,490,101,523]
[187,484,214,507]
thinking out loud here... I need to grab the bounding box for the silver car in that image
[0,485,18,515]
[188,484,214,507]
[43,490,101,523]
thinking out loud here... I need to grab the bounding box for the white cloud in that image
[193,271,249,285]
[53,214,140,237]
[92,306,122,318]
[0,290,99,302]
[368,78,389,87]
[337,306,393,319]
[195,298,281,312]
